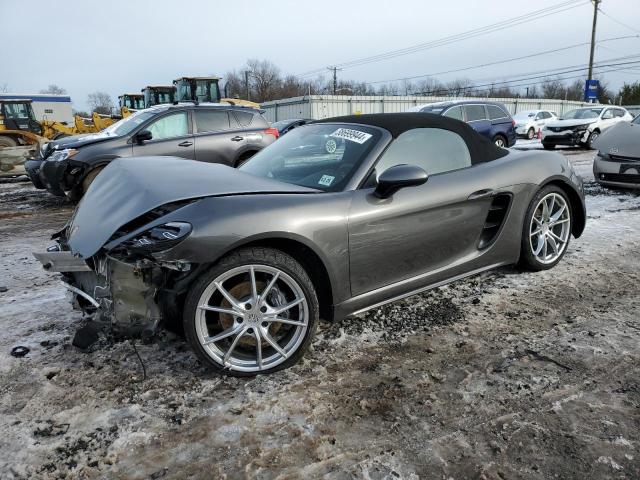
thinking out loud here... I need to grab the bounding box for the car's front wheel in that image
[587,130,600,149]
[527,127,535,140]
[519,185,572,271]
[183,247,319,376]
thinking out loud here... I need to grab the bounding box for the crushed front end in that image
[34,215,196,339]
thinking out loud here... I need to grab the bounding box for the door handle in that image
[231,136,244,142]
[178,141,193,147]
[468,189,495,200]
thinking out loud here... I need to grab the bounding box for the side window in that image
[234,111,254,127]
[465,105,487,122]
[613,108,625,118]
[194,110,230,133]
[443,106,464,121]
[147,112,189,140]
[373,128,472,180]
[487,105,508,120]
[602,109,614,120]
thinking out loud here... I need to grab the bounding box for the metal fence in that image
[261,95,598,122]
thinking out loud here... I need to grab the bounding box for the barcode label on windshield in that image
[330,128,372,144]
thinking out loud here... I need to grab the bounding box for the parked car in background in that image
[541,106,633,150]
[271,118,314,136]
[593,113,640,189]
[25,103,277,199]
[624,105,640,119]
[408,100,517,147]
[513,110,557,139]
[35,113,585,376]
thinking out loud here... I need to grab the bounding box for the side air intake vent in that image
[478,194,511,249]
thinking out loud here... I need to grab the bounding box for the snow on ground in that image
[1,150,639,479]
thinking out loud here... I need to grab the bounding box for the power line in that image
[598,7,640,34]
[410,58,640,95]
[296,0,588,78]
[363,35,639,86]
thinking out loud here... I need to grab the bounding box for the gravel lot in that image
[1,144,639,479]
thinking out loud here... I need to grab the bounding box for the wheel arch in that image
[216,234,337,321]
[540,177,586,238]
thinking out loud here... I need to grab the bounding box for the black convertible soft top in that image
[315,112,508,164]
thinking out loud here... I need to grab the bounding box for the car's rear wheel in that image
[519,185,572,271]
[183,247,319,376]
[493,134,507,148]
[542,143,555,150]
[235,151,257,167]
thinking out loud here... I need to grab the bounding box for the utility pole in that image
[244,70,251,101]
[328,66,341,95]
[587,0,601,81]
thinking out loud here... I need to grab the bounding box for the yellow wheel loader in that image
[173,76,260,109]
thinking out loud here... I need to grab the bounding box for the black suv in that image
[26,103,278,198]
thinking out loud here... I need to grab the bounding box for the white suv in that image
[541,106,633,149]
[513,110,557,139]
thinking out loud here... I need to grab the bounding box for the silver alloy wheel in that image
[494,137,506,147]
[529,192,571,264]
[588,131,599,148]
[194,265,309,373]
[527,127,535,140]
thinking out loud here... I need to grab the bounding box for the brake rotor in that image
[217,280,285,348]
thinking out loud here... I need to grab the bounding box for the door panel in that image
[348,163,497,297]
[131,111,195,159]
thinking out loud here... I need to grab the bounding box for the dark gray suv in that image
[25,103,277,199]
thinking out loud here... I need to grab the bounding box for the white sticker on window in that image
[318,175,335,187]
[330,128,372,144]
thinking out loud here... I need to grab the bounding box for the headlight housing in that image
[48,148,77,162]
[122,222,192,253]
[572,123,593,132]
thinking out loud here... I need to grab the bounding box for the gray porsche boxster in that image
[593,114,640,189]
[35,113,586,376]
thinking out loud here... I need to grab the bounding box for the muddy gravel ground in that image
[1,147,639,479]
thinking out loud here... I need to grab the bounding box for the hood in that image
[67,156,318,258]
[47,131,116,152]
[547,118,597,128]
[593,121,640,157]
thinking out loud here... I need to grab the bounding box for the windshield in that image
[103,110,156,136]
[561,108,602,120]
[513,111,536,120]
[239,123,383,192]
[420,104,447,114]
[633,113,640,125]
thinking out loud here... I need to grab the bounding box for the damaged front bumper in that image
[33,247,188,338]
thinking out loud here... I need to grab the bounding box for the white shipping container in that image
[0,93,74,124]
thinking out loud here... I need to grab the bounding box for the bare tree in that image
[40,84,67,95]
[0,83,8,93]
[247,59,282,101]
[87,91,114,115]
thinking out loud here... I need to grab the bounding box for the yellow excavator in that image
[173,76,260,108]
[118,93,144,117]
[142,85,176,108]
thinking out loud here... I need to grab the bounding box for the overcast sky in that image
[2,0,639,111]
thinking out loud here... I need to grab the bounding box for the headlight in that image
[573,123,592,132]
[122,222,192,253]
[48,148,77,162]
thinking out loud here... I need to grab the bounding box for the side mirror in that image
[373,164,428,199]
[134,129,152,143]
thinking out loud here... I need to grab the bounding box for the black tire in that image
[587,130,600,149]
[67,166,105,202]
[519,185,572,271]
[0,136,17,148]
[493,134,507,148]
[542,143,555,150]
[183,247,319,376]
[527,127,535,140]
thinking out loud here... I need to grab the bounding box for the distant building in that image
[0,93,73,124]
